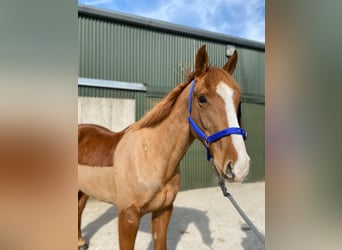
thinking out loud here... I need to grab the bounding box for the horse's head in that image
[188,45,250,182]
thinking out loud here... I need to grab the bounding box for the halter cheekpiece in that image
[187,79,247,160]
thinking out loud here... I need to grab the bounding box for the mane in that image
[130,79,193,130]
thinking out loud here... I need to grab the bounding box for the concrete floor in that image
[80,182,265,250]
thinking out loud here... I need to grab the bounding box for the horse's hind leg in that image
[78,191,89,250]
[151,205,173,250]
[118,204,141,250]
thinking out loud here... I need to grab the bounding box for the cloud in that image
[80,0,112,5]
[134,0,264,42]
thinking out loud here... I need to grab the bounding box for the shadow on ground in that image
[82,205,213,250]
[240,223,265,250]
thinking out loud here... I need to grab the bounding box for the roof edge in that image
[78,77,147,92]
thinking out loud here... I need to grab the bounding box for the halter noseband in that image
[187,79,247,160]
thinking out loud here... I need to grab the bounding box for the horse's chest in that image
[142,174,180,213]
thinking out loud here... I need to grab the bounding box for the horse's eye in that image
[198,95,207,104]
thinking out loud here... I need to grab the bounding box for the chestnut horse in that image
[78,45,250,250]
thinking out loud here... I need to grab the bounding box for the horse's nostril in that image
[226,162,235,179]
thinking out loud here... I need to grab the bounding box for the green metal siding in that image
[78,8,265,189]
[180,140,216,190]
[235,48,265,100]
[134,92,145,121]
[79,15,264,98]
[242,102,265,182]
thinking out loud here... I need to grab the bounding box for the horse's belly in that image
[78,164,116,204]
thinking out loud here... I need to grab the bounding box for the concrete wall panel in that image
[78,97,135,131]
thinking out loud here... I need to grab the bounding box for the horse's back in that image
[78,124,125,166]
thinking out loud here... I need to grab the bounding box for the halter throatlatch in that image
[187,80,247,160]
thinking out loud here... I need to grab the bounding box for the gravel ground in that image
[80,181,265,250]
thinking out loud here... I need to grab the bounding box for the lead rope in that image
[218,178,265,246]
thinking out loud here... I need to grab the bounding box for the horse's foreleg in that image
[78,191,89,250]
[118,204,141,250]
[151,205,173,250]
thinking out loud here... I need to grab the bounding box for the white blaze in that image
[216,82,250,180]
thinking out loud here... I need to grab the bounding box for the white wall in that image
[78,97,135,131]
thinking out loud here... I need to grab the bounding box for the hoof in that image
[78,243,88,250]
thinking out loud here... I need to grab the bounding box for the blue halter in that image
[187,79,247,160]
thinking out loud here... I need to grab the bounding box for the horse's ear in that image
[223,50,237,75]
[195,45,209,77]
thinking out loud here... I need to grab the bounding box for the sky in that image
[78,0,265,43]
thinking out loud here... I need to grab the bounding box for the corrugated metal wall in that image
[78,8,265,190]
[79,15,264,96]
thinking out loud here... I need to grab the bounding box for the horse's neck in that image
[122,84,194,180]
[150,85,194,173]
